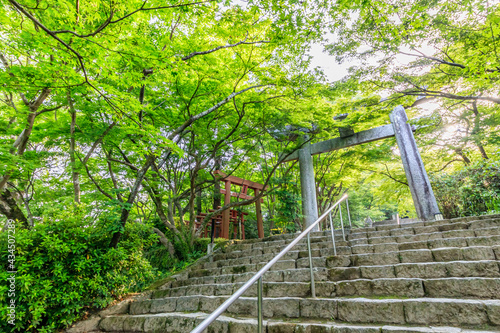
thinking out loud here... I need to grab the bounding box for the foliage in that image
[0,211,159,333]
[269,174,301,234]
[431,159,500,219]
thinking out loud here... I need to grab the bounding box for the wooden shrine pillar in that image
[222,180,231,239]
[255,188,264,238]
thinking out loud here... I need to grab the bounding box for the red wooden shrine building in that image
[196,171,266,240]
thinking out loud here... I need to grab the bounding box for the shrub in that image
[0,213,159,332]
[431,159,500,219]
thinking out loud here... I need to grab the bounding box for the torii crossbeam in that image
[281,105,441,230]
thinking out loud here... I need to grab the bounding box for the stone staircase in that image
[78,214,500,332]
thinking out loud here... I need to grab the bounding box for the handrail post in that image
[329,212,337,256]
[307,232,316,298]
[339,204,346,241]
[257,277,263,333]
[190,194,348,333]
[346,198,352,228]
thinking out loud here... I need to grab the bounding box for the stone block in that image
[495,245,500,260]
[371,278,424,297]
[265,297,301,318]
[399,249,433,263]
[442,229,475,238]
[468,235,500,247]
[462,246,495,260]
[329,267,361,281]
[175,295,200,312]
[432,248,462,262]
[215,283,234,296]
[300,298,337,319]
[403,299,488,326]
[185,284,216,296]
[199,295,226,312]
[395,263,447,279]
[227,297,257,316]
[123,316,146,331]
[316,281,336,297]
[354,252,399,266]
[99,316,124,331]
[374,243,400,253]
[350,238,369,246]
[369,236,396,245]
[360,265,396,279]
[424,277,500,298]
[486,301,500,325]
[130,300,152,315]
[391,228,414,237]
[352,245,374,254]
[427,238,467,249]
[398,241,428,251]
[438,222,468,232]
[143,315,170,333]
[413,226,439,234]
[296,257,326,269]
[150,298,176,313]
[336,279,372,297]
[265,282,310,297]
[337,299,405,324]
[474,227,500,237]
[445,260,500,277]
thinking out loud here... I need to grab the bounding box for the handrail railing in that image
[191,193,350,333]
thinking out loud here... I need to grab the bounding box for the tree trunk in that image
[453,147,471,165]
[109,155,155,248]
[152,227,175,256]
[213,157,221,209]
[0,189,28,227]
[68,90,81,203]
[471,102,489,159]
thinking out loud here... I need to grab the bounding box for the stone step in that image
[98,312,500,333]
[334,246,500,268]
[222,215,500,251]
[217,230,500,267]
[204,232,500,271]
[349,222,500,246]
[353,214,500,234]
[329,260,500,281]
[348,219,500,241]
[189,244,500,282]
[102,296,500,329]
[152,276,500,301]
[175,260,500,290]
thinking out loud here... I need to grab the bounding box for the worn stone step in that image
[352,231,500,254]
[172,260,500,290]
[329,260,500,281]
[157,275,500,301]
[205,232,500,273]
[98,312,500,333]
[349,222,500,246]
[345,246,499,267]
[353,214,500,234]
[111,296,500,327]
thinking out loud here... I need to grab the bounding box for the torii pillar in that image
[298,144,320,231]
[390,106,440,221]
[283,105,441,227]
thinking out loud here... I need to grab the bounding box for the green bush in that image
[431,159,500,219]
[0,213,160,332]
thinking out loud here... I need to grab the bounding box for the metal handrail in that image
[191,193,349,333]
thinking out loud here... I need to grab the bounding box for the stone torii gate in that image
[281,105,441,230]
